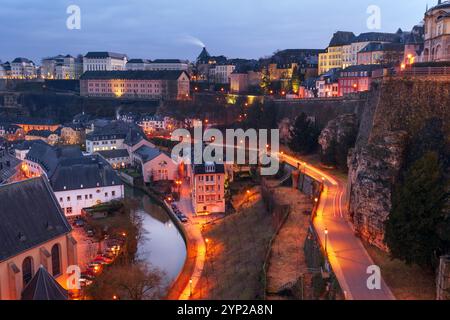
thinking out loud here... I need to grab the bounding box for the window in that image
[77,195,82,200]
[112,191,116,197]
[67,196,70,201]
[105,192,108,197]
[22,257,34,286]
[66,207,73,215]
[51,244,61,277]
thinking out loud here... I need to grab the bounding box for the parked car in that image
[180,216,188,223]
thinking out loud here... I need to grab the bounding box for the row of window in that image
[197,194,222,203]
[59,190,116,202]
[22,244,61,287]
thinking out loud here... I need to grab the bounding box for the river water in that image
[125,186,186,285]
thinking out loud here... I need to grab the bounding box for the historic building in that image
[357,42,405,65]
[338,64,382,96]
[133,145,178,183]
[422,1,450,62]
[319,31,356,74]
[83,51,128,72]
[147,59,189,71]
[10,57,37,79]
[79,70,190,100]
[0,177,77,300]
[41,55,83,79]
[189,162,225,215]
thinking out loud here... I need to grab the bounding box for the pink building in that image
[80,70,190,100]
[190,163,225,215]
[338,65,381,96]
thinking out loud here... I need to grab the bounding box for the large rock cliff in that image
[318,113,358,167]
[346,79,450,251]
[347,131,408,250]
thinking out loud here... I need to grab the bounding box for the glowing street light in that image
[189,278,193,296]
[324,228,329,255]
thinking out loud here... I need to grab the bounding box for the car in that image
[79,278,93,287]
[81,271,95,280]
[180,216,188,223]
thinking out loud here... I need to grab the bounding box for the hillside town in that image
[0,0,449,305]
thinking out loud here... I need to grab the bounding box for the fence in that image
[395,66,450,78]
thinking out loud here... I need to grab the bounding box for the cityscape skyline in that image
[0,0,430,62]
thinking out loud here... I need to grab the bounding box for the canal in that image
[125,186,186,286]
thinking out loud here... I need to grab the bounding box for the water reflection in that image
[125,186,186,285]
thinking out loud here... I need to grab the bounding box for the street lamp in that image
[324,228,329,255]
[189,278,193,297]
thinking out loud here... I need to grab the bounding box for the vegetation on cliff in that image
[385,119,449,268]
[288,113,320,154]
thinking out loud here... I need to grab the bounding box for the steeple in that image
[196,47,211,64]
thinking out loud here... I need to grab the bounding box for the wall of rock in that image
[347,79,449,251]
[347,131,408,250]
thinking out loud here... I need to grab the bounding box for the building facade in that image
[422,1,450,62]
[80,70,190,100]
[338,65,381,96]
[83,52,128,72]
[133,146,178,183]
[147,59,189,71]
[10,58,37,79]
[0,177,77,300]
[190,163,225,215]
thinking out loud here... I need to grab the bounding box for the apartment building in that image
[83,51,128,72]
[80,70,190,100]
[190,162,225,215]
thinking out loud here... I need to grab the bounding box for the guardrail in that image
[395,66,450,77]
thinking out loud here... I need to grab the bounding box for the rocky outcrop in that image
[347,131,408,251]
[319,114,358,152]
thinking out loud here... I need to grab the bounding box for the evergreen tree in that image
[385,151,449,267]
[289,113,320,154]
[291,66,300,94]
[260,68,271,95]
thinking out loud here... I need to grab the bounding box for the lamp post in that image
[324,228,329,255]
[189,278,193,297]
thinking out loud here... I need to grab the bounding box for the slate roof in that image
[197,47,211,63]
[0,152,21,184]
[127,59,151,64]
[359,42,405,53]
[25,144,83,177]
[354,32,401,43]
[21,266,68,300]
[14,139,48,151]
[193,163,225,175]
[84,51,127,59]
[49,155,122,192]
[427,1,450,12]
[80,70,188,80]
[27,130,57,138]
[0,177,71,262]
[329,31,356,47]
[151,59,186,64]
[97,149,130,159]
[86,121,130,141]
[134,145,164,163]
[12,57,34,64]
[1,116,59,126]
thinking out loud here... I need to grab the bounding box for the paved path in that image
[281,153,395,300]
[174,182,206,300]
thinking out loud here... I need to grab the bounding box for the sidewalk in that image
[167,182,206,300]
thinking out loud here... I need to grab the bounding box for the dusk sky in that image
[0,0,433,63]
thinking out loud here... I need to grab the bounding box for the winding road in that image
[171,139,395,300]
[281,153,395,300]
